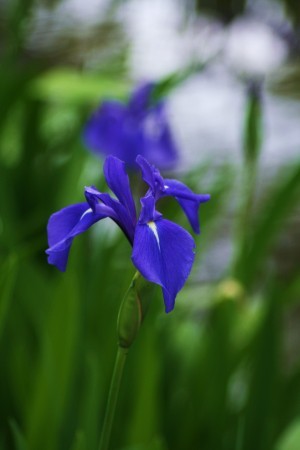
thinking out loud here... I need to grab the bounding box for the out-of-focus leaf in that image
[281,0,300,25]
[243,82,262,166]
[5,0,36,55]
[275,418,300,450]
[123,323,161,447]
[120,438,168,450]
[281,272,300,307]
[194,0,246,22]
[70,431,86,450]
[235,161,300,286]
[77,353,105,450]
[0,255,17,340]
[26,272,81,450]
[0,66,38,128]
[232,82,263,278]
[151,60,210,104]
[28,69,129,105]
[9,420,27,450]
[241,290,281,450]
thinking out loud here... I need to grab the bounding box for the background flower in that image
[83,83,178,169]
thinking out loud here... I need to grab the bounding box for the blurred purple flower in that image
[83,83,178,169]
[46,156,210,312]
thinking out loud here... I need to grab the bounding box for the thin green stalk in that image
[98,272,152,450]
[98,346,128,450]
[232,80,262,279]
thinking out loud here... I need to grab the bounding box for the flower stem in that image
[98,346,128,450]
[98,272,152,450]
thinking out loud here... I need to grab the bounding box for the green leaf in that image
[0,255,17,340]
[28,69,129,105]
[9,420,27,450]
[151,60,210,104]
[275,418,300,450]
[243,83,262,165]
[241,290,281,450]
[26,272,82,450]
[70,431,86,450]
[235,161,300,286]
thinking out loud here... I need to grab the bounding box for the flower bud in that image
[117,272,155,349]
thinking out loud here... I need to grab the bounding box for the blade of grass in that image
[235,162,300,286]
[0,254,17,341]
[26,271,81,450]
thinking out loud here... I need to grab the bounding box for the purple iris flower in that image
[83,83,178,169]
[46,156,210,312]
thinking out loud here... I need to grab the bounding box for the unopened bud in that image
[117,272,155,349]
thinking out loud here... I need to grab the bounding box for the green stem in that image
[232,159,258,277]
[98,346,128,450]
[98,272,152,450]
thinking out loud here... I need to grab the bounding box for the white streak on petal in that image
[147,221,160,249]
[80,208,93,220]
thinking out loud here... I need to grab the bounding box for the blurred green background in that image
[1,0,300,449]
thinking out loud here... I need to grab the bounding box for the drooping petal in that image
[47,203,88,248]
[46,202,116,271]
[103,156,136,222]
[162,179,210,234]
[132,217,195,313]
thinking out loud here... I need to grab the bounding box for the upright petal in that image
[138,194,162,224]
[141,104,178,169]
[132,217,195,313]
[128,83,154,115]
[129,84,177,169]
[46,202,116,271]
[83,83,178,170]
[136,154,164,195]
[84,186,102,212]
[103,156,136,222]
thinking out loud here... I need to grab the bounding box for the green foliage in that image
[29,69,129,105]
[275,419,300,450]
